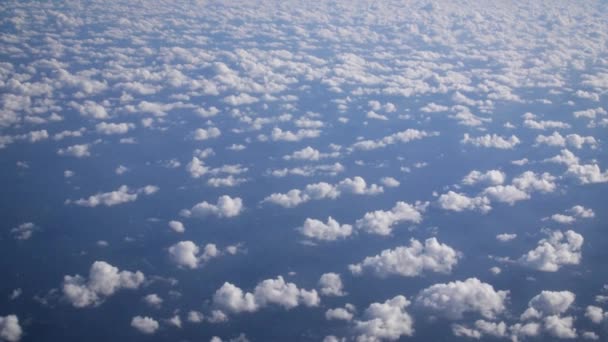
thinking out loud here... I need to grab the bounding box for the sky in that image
[0,0,608,341]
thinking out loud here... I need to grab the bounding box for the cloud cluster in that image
[354,296,414,341]
[518,230,583,272]
[68,185,158,207]
[62,261,145,308]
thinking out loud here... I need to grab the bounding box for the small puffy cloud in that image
[355,201,427,236]
[483,185,530,205]
[437,191,491,213]
[461,133,520,149]
[0,315,22,342]
[11,222,37,240]
[298,217,352,241]
[518,230,583,272]
[569,205,594,218]
[496,233,517,242]
[143,294,163,308]
[57,144,91,158]
[545,149,580,166]
[283,146,325,161]
[62,261,145,308]
[416,278,509,320]
[352,129,437,151]
[186,157,209,178]
[168,220,185,233]
[168,241,230,269]
[567,163,608,184]
[271,127,320,142]
[69,185,157,207]
[263,177,382,208]
[95,122,134,135]
[194,127,221,140]
[318,273,346,296]
[380,177,400,187]
[181,195,243,218]
[524,119,570,130]
[325,304,355,321]
[585,306,607,324]
[349,238,460,278]
[452,320,508,339]
[212,276,319,315]
[521,291,576,319]
[462,170,506,186]
[543,315,577,339]
[512,171,556,193]
[131,316,159,334]
[354,296,414,341]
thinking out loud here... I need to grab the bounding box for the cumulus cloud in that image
[10,222,37,240]
[95,122,134,135]
[349,238,460,278]
[181,195,243,218]
[212,276,319,315]
[461,133,520,149]
[62,261,145,308]
[380,177,400,187]
[437,191,491,213]
[325,304,355,321]
[0,315,22,342]
[57,144,91,158]
[271,127,320,142]
[351,129,438,151]
[416,278,509,320]
[193,127,221,140]
[354,296,414,341]
[462,170,506,186]
[68,185,157,207]
[131,316,159,334]
[298,217,352,241]
[168,220,185,233]
[318,273,346,296]
[355,201,427,235]
[168,241,233,269]
[518,230,583,272]
[263,177,382,208]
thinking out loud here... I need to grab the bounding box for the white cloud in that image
[354,296,414,341]
[461,133,520,149]
[62,261,145,308]
[521,291,576,319]
[355,201,427,236]
[496,233,517,242]
[567,163,608,184]
[380,177,400,187]
[437,191,491,213]
[585,306,607,324]
[462,170,506,186]
[95,122,134,135]
[194,127,221,140]
[543,315,577,339]
[298,217,352,241]
[325,305,355,321]
[168,220,185,233]
[524,119,570,130]
[186,156,209,178]
[131,316,159,334]
[143,294,163,308]
[57,144,91,158]
[271,127,320,142]
[181,195,244,218]
[0,315,22,342]
[349,238,460,278]
[11,222,36,240]
[212,276,319,315]
[69,185,157,207]
[263,177,382,208]
[351,129,437,151]
[168,241,226,269]
[518,230,583,272]
[319,273,346,297]
[512,171,556,193]
[416,278,509,320]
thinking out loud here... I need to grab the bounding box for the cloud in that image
[57,144,91,158]
[325,304,355,321]
[354,296,414,341]
[351,129,438,151]
[462,170,506,186]
[168,241,231,269]
[518,230,583,272]
[585,306,607,324]
[350,238,460,278]
[193,127,221,140]
[512,171,556,193]
[131,316,159,334]
[0,315,22,342]
[415,278,509,320]
[318,273,346,296]
[263,177,382,208]
[283,146,339,161]
[143,294,163,308]
[298,217,353,241]
[68,185,157,207]
[380,177,400,187]
[10,222,37,240]
[62,261,145,308]
[355,201,427,235]
[212,276,319,315]
[181,195,244,218]
[168,220,185,233]
[271,127,320,142]
[437,191,491,213]
[521,291,575,319]
[95,122,134,135]
[461,133,520,149]
[496,233,517,242]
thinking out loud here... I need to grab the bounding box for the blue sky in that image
[1,1,608,341]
